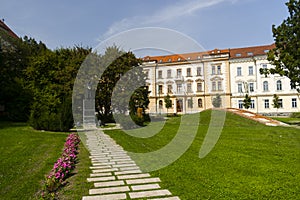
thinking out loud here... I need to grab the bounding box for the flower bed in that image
[42,133,80,198]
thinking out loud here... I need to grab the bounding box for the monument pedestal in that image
[83,99,96,130]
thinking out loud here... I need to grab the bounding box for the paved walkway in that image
[82,129,180,200]
[226,108,289,127]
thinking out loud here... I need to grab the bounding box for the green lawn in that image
[105,110,300,199]
[0,122,91,199]
[272,117,300,125]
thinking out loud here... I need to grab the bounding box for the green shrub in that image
[290,112,300,118]
[29,97,73,132]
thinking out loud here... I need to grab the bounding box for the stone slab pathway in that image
[82,130,180,200]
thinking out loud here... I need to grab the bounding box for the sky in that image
[1,0,289,55]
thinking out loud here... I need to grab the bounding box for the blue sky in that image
[1,0,289,53]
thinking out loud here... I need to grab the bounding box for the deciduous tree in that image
[262,0,300,92]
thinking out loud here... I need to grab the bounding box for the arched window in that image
[276,80,282,91]
[198,98,203,108]
[263,81,268,91]
[159,100,163,109]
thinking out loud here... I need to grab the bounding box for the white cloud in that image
[101,0,238,39]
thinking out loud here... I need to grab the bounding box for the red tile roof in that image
[229,44,275,59]
[0,20,18,39]
[143,44,276,63]
[143,48,229,63]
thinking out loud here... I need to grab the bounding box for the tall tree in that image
[243,94,251,109]
[262,0,300,92]
[0,32,47,121]
[164,94,172,115]
[212,94,222,108]
[27,46,91,131]
[95,46,143,122]
[272,94,281,116]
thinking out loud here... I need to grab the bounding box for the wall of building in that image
[142,45,299,115]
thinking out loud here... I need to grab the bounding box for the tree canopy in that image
[243,94,251,109]
[264,0,300,92]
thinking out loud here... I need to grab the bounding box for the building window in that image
[187,68,191,77]
[217,66,221,75]
[291,81,296,90]
[238,100,243,109]
[177,83,182,93]
[236,53,241,57]
[167,70,172,78]
[159,100,163,109]
[277,80,282,91]
[212,82,216,91]
[248,66,254,75]
[292,98,297,108]
[158,85,163,94]
[144,71,149,79]
[197,67,202,76]
[238,83,243,93]
[263,81,268,91]
[250,100,255,109]
[167,85,173,94]
[177,69,182,78]
[264,99,269,108]
[247,52,253,56]
[237,67,242,76]
[278,99,283,108]
[159,59,162,63]
[197,82,203,92]
[158,70,163,79]
[212,66,216,75]
[178,57,181,61]
[187,98,193,108]
[198,98,203,108]
[217,81,222,91]
[168,58,172,62]
[262,64,267,69]
[249,83,254,92]
[187,83,192,93]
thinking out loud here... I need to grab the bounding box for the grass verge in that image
[105,110,300,199]
[0,122,66,199]
[57,140,93,199]
[0,122,92,199]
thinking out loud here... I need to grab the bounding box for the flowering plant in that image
[42,133,80,198]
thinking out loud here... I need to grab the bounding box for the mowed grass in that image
[105,110,300,199]
[0,122,91,199]
[272,117,300,125]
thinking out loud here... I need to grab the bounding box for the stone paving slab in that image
[110,158,132,162]
[150,197,181,200]
[113,163,137,168]
[116,160,135,164]
[90,172,112,177]
[87,176,115,182]
[126,178,161,185]
[92,168,118,173]
[90,165,111,169]
[117,173,151,180]
[119,166,140,171]
[129,189,171,199]
[82,193,127,200]
[114,170,142,175]
[89,186,130,195]
[92,162,116,166]
[131,183,161,191]
[94,180,125,188]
